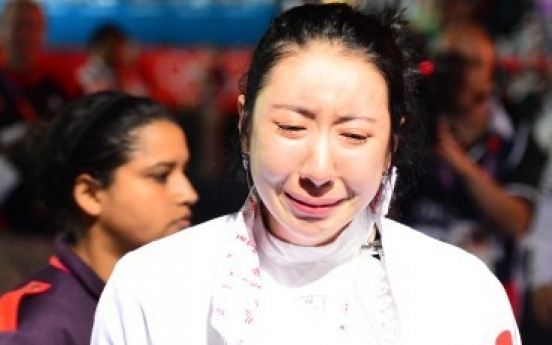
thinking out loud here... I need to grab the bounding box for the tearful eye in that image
[275,122,306,139]
[277,123,305,132]
[342,133,369,143]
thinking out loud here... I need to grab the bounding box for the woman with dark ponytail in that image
[0,91,198,345]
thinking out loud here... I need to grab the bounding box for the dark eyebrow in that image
[144,161,177,172]
[272,103,378,124]
[271,103,316,119]
[334,115,377,125]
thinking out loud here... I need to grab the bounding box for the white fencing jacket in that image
[91,211,520,345]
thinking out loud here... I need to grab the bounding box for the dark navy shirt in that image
[0,236,104,345]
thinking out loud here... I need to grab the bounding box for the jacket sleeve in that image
[0,281,51,332]
[90,258,150,345]
[0,331,39,345]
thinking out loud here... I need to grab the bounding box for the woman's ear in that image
[238,95,246,120]
[73,174,103,217]
[237,95,249,153]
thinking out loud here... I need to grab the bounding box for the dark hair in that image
[88,22,127,51]
[236,2,426,197]
[419,51,472,144]
[31,91,179,234]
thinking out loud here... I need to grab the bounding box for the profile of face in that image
[1,2,45,70]
[240,42,392,246]
[82,119,198,253]
[456,48,493,122]
[441,63,493,151]
[440,23,495,146]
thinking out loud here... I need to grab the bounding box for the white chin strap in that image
[372,166,398,230]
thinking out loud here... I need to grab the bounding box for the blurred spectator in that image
[437,0,479,28]
[0,0,70,235]
[0,0,68,133]
[434,0,531,38]
[521,143,552,344]
[76,23,149,97]
[189,48,250,225]
[0,91,198,345]
[395,21,547,316]
[533,90,552,153]
[519,83,552,345]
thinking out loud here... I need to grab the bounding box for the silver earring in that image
[242,153,253,190]
[382,171,389,186]
[242,153,249,172]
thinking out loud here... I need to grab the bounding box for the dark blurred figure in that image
[521,143,552,345]
[76,23,149,97]
[0,0,69,141]
[187,51,249,225]
[0,0,68,268]
[436,0,532,38]
[395,21,547,317]
[519,68,552,343]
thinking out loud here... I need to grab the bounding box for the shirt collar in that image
[54,234,105,300]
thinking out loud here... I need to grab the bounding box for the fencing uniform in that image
[91,192,520,345]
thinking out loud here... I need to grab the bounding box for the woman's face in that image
[242,42,392,246]
[95,120,198,252]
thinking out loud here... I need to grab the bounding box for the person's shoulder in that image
[382,219,518,345]
[102,213,241,307]
[382,217,507,300]
[0,279,51,332]
[0,265,72,332]
[382,217,497,279]
[114,213,240,278]
[134,213,238,258]
[0,331,38,345]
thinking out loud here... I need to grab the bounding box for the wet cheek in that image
[347,171,381,197]
[252,150,291,186]
[251,136,301,184]
[342,154,386,195]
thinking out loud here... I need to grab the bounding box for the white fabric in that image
[91,213,520,344]
[208,167,399,345]
[253,207,394,344]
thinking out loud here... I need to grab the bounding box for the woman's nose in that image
[300,138,335,190]
[176,175,198,206]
